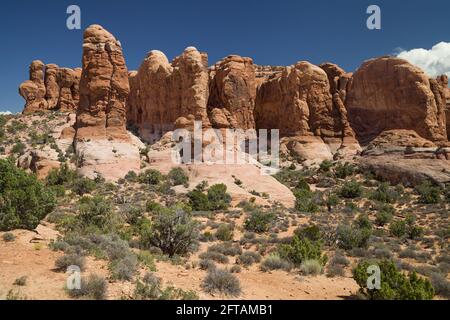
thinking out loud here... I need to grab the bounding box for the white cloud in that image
[397,41,450,79]
[0,111,12,115]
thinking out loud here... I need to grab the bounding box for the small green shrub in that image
[2,232,16,242]
[319,160,333,172]
[139,169,163,185]
[339,180,363,199]
[370,183,400,204]
[415,181,441,204]
[353,259,434,300]
[278,235,327,267]
[71,177,96,196]
[215,224,234,241]
[300,259,323,276]
[167,167,189,186]
[294,225,322,242]
[13,276,27,286]
[337,224,372,250]
[207,184,231,210]
[244,210,275,233]
[389,220,407,238]
[334,162,356,179]
[294,189,319,213]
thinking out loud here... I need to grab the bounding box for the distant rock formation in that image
[127,47,210,142]
[74,24,141,181]
[208,55,257,130]
[19,61,80,114]
[346,57,448,144]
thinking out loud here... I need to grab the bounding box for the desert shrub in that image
[207,184,231,210]
[389,220,406,238]
[375,205,394,226]
[273,168,309,188]
[325,192,340,211]
[208,242,242,256]
[294,225,322,242]
[319,160,333,172]
[354,214,372,230]
[109,254,138,281]
[55,253,86,272]
[278,235,327,267]
[202,268,241,296]
[13,276,27,286]
[2,232,16,242]
[77,196,117,233]
[300,259,323,276]
[244,209,275,233]
[326,263,346,277]
[353,259,434,300]
[11,141,26,155]
[334,162,356,179]
[215,224,234,241]
[124,170,138,182]
[294,189,319,213]
[71,177,96,196]
[134,273,198,300]
[0,159,56,231]
[294,177,310,192]
[337,224,372,250]
[199,259,217,271]
[370,183,400,204]
[415,181,441,204]
[430,273,450,298]
[139,169,163,185]
[46,163,77,186]
[237,251,261,266]
[199,251,229,264]
[339,180,363,199]
[147,205,198,256]
[145,200,162,213]
[137,251,156,271]
[331,251,350,266]
[167,167,189,186]
[187,189,210,211]
[260,253,292,272]
[68,274,107,300]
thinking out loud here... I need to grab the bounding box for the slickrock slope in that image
[346,57,448,144]
[19,61,81,114]
[74,24,142,180]
[127,47,210,142]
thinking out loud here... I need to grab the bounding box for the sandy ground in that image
[0,225,358,300]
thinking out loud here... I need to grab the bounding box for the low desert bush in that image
[415,181,441,204]
[2,232,16,242]
[278,235,327,267]
[55,253,86,272]
[67,274,107,300]
[300,259,323,276]
[339,180,363,199]
[244,209,275,233]
[260,253,292,272]
[237,251,261,266]
[167,167,189,186]
[202,268,241,296]
[215,224,234,241]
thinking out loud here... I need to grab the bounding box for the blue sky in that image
[1,0,449,113]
